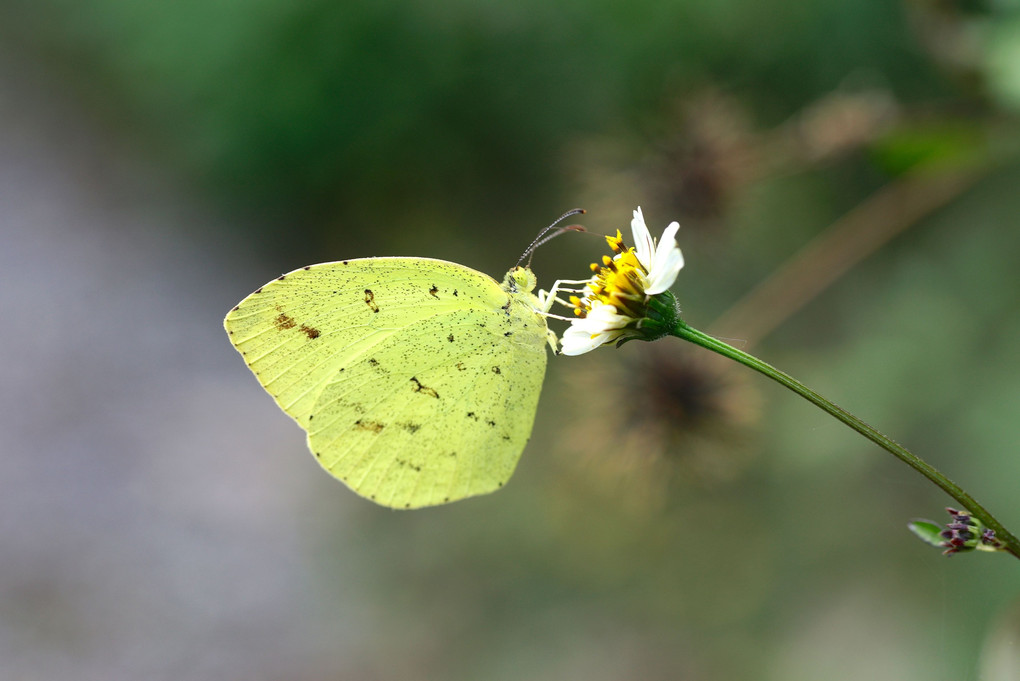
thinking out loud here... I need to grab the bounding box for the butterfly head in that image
[503,266,538,294]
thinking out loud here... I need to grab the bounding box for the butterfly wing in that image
[224,257,548,508]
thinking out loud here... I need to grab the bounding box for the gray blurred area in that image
[0,52,363,680]
[3,2,1020,680]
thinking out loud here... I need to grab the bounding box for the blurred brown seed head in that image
[785,90,899,163]
[647,91,759,222]
[557,343,760,513]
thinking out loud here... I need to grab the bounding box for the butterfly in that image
[224,210,584,508]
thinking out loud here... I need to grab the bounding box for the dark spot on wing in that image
[466,412,478,421]
[492,366,501,374]
[502,435,511,441]
[501,300,511,313]
[303,265,312,270]
[276,274,286,281]
[354,419,385,433]
[275,313,297,331]
[300,324,320,339]
[410,377,439,398]
[369,358,379,366]
[364,289,380,312]
[429,285,439,298]
[487,420,496,427]
[455,362,466,371]
[453,289,458,297]
[395,458,422,472]
[254,287,264,294]
[448,333,455,343]
[504,331,512,336]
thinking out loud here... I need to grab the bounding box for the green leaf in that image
[907,520,945,548]
[870,123,984,176]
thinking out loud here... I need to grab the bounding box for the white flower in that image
[558,207,685,356]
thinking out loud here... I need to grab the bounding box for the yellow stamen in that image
[605,230,625,254]
[570,234,654,320]
[564,223,663,333]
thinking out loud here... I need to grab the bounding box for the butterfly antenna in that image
[517,208,587,267]
[529,224,587,255]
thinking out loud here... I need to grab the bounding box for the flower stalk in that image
[556,206,1018,560]
[670,317,1020,560]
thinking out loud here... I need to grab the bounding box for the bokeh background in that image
[3,1,1020,679]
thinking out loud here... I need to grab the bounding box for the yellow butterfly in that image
[224,211,584,509]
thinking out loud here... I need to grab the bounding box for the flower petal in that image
[630,207,656,272]
[560,302,630,355]
[560,326,613,355]
[644,221,684,295]
[583,302,631,329]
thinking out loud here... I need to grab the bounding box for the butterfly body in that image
[224,257,548,508]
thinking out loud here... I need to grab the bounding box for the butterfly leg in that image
[536,278,592,354]
[537,278,591,314]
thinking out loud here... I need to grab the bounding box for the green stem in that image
[672,319,1020,560]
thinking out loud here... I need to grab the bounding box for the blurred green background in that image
[2,1,1020,679]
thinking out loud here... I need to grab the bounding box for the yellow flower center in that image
[570,230,650,319]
